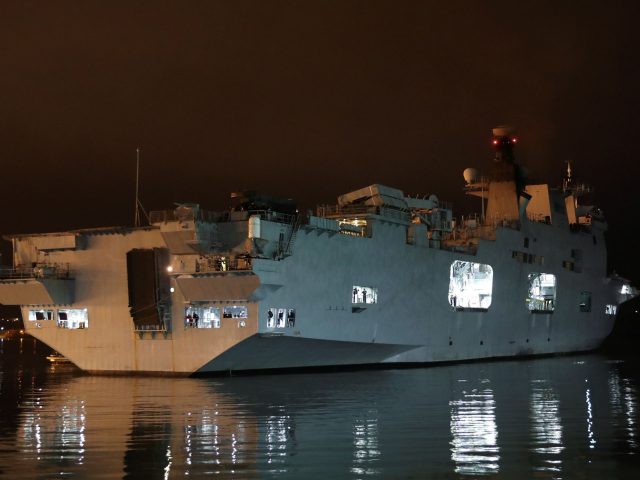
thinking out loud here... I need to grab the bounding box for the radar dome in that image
[463,168,479,184]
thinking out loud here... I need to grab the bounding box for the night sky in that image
[1,1,639,282]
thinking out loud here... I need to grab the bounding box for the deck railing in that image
[0,263,72,280]
[248,210,296,224]
[318,205,410,222]
[149,208,224,224]
[149,208,295,225]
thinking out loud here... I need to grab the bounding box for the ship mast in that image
[134,147,141,227]
[133,147,149,227]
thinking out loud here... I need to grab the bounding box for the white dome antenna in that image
[463,168,479,184]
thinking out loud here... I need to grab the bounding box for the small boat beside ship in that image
[46,352,71,364]
[0,126,636,375]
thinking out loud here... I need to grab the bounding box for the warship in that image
[0,126,635,375]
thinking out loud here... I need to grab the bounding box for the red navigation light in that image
[512,137,517,143]
[492,139,499,145]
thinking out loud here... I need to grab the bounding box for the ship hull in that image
[194,334,604,374]
[2,185,625,375]
[9,218,618,375]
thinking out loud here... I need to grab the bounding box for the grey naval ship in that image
[0,126,635,375]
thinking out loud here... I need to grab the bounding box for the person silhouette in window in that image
[353,287,359,303]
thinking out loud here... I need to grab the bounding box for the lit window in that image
[448,261,493,310]
[268,308,297,328]
[28,309,53,321]
[204,307,221,328]
[605,304,617,316]
[223,305,247,319]
[579,291,592,312]
[352,286,378,304]
[184,306,220,328]
[527,274,556,313]
[338,218,367,236]
[57,308,89,329]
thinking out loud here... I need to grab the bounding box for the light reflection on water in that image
[608,366,639,452]
[351,410,380,477]
[450,381,499,475]
[530,380,564,474]
[1,339,639,479]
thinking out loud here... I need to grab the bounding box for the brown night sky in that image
[0,1,639,281]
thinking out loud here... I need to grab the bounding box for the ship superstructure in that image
[0,127,634,374]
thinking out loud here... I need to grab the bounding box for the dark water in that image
[1,337,639,479]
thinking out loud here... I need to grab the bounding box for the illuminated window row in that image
[267,308,296,328]
[184,305,248,329]
[448,261,612,315]
[28,309,54,321]
[28,308,88,329]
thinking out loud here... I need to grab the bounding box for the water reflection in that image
[450,380,499,475]
[1,342,640,478]
[351,410,380,476]
[623,384,638,450]
[20,397,86,465]
[266,409,294,470]
[530,380,564,474]
[121,378,258,478]
[585,382,597,449]
[608,367,639,452]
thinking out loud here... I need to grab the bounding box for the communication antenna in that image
[563,160,573,192]
[134,147,150,227]
[134,147,141,227]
